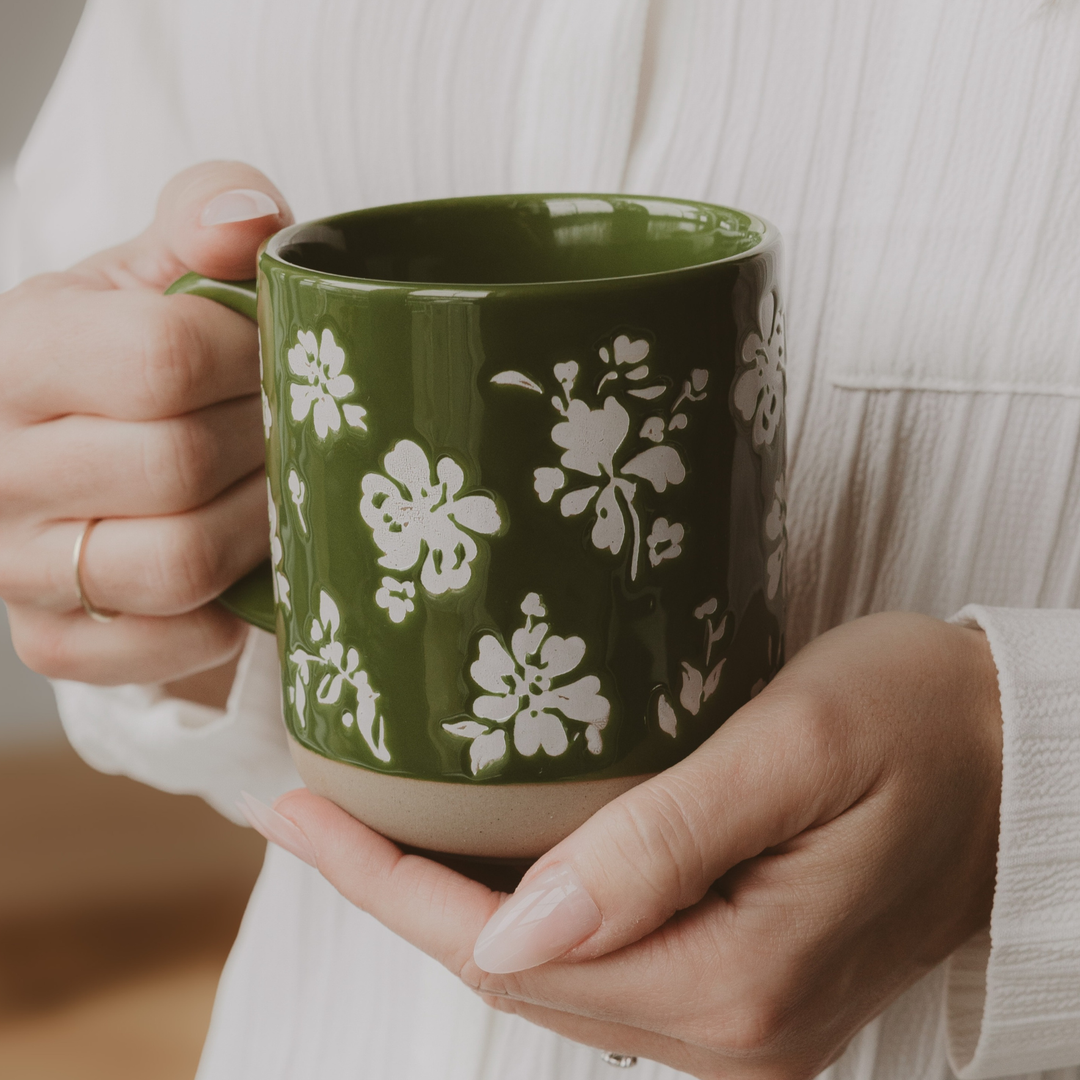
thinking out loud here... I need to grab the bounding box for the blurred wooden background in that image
[0,744,265,1079]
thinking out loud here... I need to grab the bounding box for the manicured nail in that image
[201,188,280,226]
[237,791,316,867]
[472,862,601,974]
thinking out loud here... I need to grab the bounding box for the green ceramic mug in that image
[168,193,787,858]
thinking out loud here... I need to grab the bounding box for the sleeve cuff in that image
[944,605,1080,1078]
[52,627,301,824]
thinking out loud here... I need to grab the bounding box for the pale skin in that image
[0,161,1004,1080]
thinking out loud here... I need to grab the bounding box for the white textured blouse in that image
[15,1,1080,1078]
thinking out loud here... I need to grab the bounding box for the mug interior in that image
[268,194,766,286]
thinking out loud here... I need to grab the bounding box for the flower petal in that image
[289,383,319,421]
[420,530,478,594]
[288,341,316,380]
[469,729,508,773]
[622,445,686,492]
[613,335,649,366]
[539,633,586,679]
[471,635,516,694]
[319,329,346,378]
[591,482,626,555]
[473,693,520,723]
[324,373,355,398]
[436,455,466,498]
[313,394,341,439]
[449,494,502,535]
[511,622,547,666]
[545,674,609,723]
[560,485,599,517]
[514,711,568,757]
[383,440,432,501]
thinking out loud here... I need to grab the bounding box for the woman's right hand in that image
[0,161,292,690]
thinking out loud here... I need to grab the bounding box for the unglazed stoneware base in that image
[288,736,653,859]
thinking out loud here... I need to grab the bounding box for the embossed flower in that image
[287,328,369,439]
[765,473,787,601]
[267,480,290,611]
[646,517,684,567]
[360,439,502,597]
[287,588,389,762]
[374,576,416,623]
[732,292,785,448]
[442,595,610,774]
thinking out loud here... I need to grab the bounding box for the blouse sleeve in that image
[944,605,1080,1078]
[51,627,302,825]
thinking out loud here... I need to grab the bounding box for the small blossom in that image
[287,328,368,439]
[647,517,684,567]
[374,577,416,623]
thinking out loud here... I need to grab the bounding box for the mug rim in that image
[261,192,780,291]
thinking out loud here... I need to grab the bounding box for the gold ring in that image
[73,519,119,623]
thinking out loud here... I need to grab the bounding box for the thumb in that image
[82,160,293,287]
[472,683,850,975]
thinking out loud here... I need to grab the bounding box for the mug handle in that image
[165,272,277,634]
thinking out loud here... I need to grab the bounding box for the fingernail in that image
[472,862,601,974]
[201,188,280,226]
[237,791,316,867]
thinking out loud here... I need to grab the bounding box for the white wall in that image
[0,0,88,745]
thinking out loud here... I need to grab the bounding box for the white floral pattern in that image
[680,598,728,717]
[267,479,290,611]
[765,473,787,601]
[287,588,390,762]
[656,597,729,738]
[732,291,785,450]
[374,576,416,623]
[287,469,308,534]
[647,517,684,567]
[287,328,369,439]
[493,333,707,581]
[360,439,502,605]
[441,594,610,776]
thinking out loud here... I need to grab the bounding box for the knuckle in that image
[147,518,227,612]
[137,304,204,416]
[603,783,708,906]
[144,417,219,510]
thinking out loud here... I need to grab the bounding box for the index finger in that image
[2,279,260,421]
[274,789,502,977]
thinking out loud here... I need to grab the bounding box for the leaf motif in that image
[591,482,626,554]
[627,385,665,400]
[490,371,544,393]
[657,694,678,737]
[622,445,686,492]
[704,659,725,701]
[559,485,599,517]
[469,730,508,773]
[613,335,650,366]
[319,591,341,637]
[443,719,489,740]
[342,404,368,430]
[679,662,704,715]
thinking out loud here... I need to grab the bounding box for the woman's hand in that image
[0,161,291,691]
[271,611,1003,1080]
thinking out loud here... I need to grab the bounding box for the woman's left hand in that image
[269,611,1002,1080]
